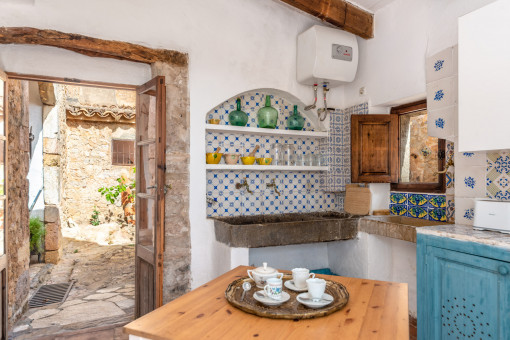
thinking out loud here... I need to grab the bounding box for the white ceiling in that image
[347,0,398,12]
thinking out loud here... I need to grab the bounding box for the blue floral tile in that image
[390,192,407,204]
[390,204,407,216]
[429,208,447,222]
[487,151,510,200]
[408,194,428,206]
[408,206,428,219]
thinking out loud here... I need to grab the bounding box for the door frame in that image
[0,68,8,340]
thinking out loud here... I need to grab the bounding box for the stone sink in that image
[212,212,360,248]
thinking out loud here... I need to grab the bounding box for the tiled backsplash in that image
[323,102,368,192]
[456,149,510,225]
[206,171,339,217]
[390,192,448,222]
[205,90,343,218]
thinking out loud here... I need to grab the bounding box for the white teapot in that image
[247,262,283,288]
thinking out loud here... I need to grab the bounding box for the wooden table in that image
[124,266,409,340]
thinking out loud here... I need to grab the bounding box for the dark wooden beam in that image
[280,0,374,39]
[0,27,188,66]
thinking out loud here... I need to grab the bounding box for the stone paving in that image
[10,228,135,340]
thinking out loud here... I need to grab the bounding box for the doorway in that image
[12,80,137,339]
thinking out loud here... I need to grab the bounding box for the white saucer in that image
[284,280,308,292]
[296,293,334,309]
[253,290,290,306]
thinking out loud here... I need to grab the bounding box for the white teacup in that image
[264,277,283,300]
[306,278,326,301]
[292,268,315,289]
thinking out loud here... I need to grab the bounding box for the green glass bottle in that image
[257,95,278,129]
[228,98,248,126]
[287,105,305,130]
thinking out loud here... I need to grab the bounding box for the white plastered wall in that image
[341,0,498,211]
[0,0,346,289]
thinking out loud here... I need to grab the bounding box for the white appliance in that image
[473,199,510,233]
[297,25,358,87]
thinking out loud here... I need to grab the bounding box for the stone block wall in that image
[151,62,191,303]
[7,79,30,326]
[62,119,135,225]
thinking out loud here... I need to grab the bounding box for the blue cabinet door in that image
[420,245,510,340]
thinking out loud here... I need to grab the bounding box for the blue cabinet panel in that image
[418,234,510,340]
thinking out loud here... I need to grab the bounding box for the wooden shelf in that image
[206,164,328,171]
[205,124,328,138]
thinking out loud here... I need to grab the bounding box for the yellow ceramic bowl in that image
[256,157,273,165]
[241,156,256,165]
[206,153,223,164]
[208,119,221,124]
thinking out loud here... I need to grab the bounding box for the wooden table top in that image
[124,266,409,340]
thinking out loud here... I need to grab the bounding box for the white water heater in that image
[297,25,358,87]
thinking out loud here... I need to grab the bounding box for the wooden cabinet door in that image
[419,245,510,340]
[351,114,398,183]
[135,76,166,318]
[0,69,7,340]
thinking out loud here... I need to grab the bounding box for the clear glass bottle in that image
[271,143,283,165]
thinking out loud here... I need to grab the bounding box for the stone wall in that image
[7,79,30,326]
[151,62,191,303]
[62,119,135,225]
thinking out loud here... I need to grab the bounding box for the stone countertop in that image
[360,216,449,243]
[417,224,510,250]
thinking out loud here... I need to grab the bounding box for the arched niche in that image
[205,88,326,131]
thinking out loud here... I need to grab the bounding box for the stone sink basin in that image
[212,212,360,248]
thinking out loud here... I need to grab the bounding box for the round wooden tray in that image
[225,274,349,319]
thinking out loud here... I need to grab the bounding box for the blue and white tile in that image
[427,106,456,141]
[446,194,455,223]
[455,165,486,198]
[426,76,458,111]
[454,144,486,167]
[425,46,457,83]
[486,150,510,200]
[454,197,476,226]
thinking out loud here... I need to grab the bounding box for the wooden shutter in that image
[351,114,398,183]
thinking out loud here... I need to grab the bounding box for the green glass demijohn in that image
[257,95,279,129]
[228,98,248,126]
[287,105,305,130]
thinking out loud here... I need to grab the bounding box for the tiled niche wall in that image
[206,91,342,217]
[322,102,368,192]
[390,141,455,222]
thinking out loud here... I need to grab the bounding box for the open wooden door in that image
[0,70,7,339]
[135,76,166,318]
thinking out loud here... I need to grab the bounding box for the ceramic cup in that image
[292,268,315,289]
[306,278,326,301]
[264,277,283,300]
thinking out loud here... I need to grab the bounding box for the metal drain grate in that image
[29,282,74,308]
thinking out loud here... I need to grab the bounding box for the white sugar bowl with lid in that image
[247,262,283,288]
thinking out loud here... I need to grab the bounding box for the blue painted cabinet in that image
[417,234,510,340]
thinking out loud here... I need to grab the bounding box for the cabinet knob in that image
[498,265,509,275]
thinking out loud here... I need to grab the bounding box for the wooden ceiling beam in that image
[280,0,374,39]
[0,27,188,66]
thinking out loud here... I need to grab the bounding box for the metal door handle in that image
[498,265,509,275]
[147,185,157,190]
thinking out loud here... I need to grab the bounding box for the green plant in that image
[90,206,100,226]
[29,217,45,255]
[98,168,136,204]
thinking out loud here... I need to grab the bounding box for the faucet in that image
[266,179,280,197]
[235,177,253,194]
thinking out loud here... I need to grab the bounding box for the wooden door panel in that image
[0,69,7,340]
[351,114,398,183]
[135,76,166,318]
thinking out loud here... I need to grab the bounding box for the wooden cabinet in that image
[351,114,398,183]
[417,234,510,340]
